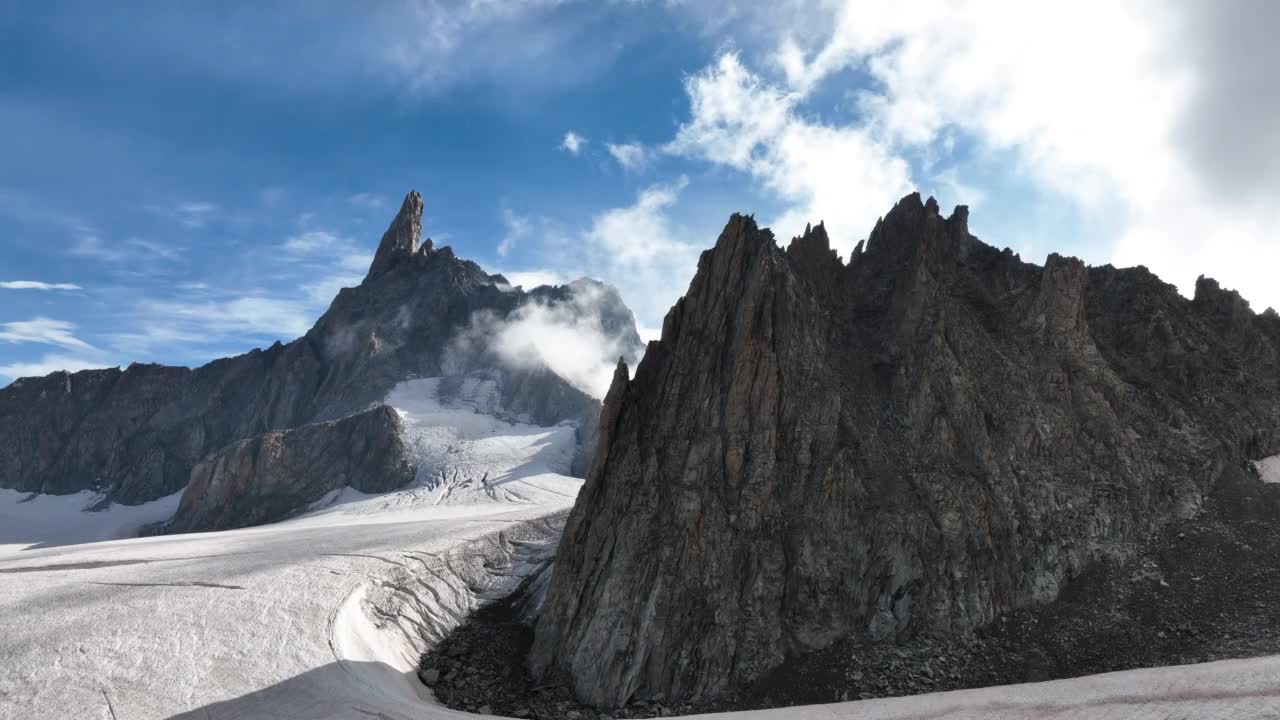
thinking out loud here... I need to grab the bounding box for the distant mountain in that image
[0,191,644,530]
[530,193,1280,706]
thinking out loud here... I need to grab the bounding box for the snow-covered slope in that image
[6,497,1280,720]
[384,377,584,507]
[3,378,1280,718]
[0,487,183,553]
[0,374,588,719]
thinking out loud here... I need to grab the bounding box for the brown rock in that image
[530,194,1280,706]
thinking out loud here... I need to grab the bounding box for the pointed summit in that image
[367,190,423,279]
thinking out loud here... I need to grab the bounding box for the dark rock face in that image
[530,193,1280,706]
[166,405,416,533]
[0,191,643,513]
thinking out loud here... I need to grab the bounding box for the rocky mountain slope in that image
[0,191,643,524]
[166,405,417,533]
[530,194,1280,706]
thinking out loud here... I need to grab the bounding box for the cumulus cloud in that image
[446,281,641,398]
[665,53,913,258]
[0,281,81,291]
[606,142,648,171]
[561,131,587,154]
[663,0,1280,310]
[0,317,95,351]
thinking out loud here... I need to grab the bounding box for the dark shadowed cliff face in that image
[0,191,643,507]
[530,193,1280,707]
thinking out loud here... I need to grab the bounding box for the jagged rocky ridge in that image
[530,193,1280,706]
[0,191,643,525]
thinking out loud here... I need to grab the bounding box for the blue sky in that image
[2,1,1277,383]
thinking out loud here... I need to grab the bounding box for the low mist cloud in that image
[447,281,641,399]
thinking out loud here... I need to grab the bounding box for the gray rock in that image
[531,193,1280,706]
[165,405,415,533]
[0,191,644,523]
[421,668,441,686]
[367,190,426,280]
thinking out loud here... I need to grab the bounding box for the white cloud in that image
[282,228,372,303]
[124,237,183,261]
[137,296,314,342]
[0,281,81,291]
[583,176,691,267]
[497,208,531,257]
[447,281,640,398]
[666,1,1280,310]
[152,200,220,229]
[494,177,703,330]
[666,53,913,258]
[606,142,648,171]
[0,354,113,381]
[581,175,701,324]
[284,229,348,255]
[69,233,182,263]
[495,269,565,290]
[375,1,632,97]
[561,131,586,154]
[348,192,388,210]
[0,317,95,351]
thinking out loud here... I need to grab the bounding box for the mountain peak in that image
[366,190,424,280]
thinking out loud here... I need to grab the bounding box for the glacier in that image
[1,380,1279,718]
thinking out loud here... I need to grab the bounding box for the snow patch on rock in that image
[1254,455,1280,484]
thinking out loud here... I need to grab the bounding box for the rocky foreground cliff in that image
[0,191,643,528]
[529,193,1280,706]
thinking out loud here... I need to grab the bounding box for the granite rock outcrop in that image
[530,193,1280,706]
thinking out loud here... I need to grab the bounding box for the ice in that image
[2,379,1279,718]
[384,377,584,506]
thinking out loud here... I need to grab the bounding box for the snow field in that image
[1,380,1279,717]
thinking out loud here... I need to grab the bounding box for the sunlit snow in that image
[2,380,1279,718]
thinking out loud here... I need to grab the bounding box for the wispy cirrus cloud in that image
[69,233,183,264]
[0,281,81,291]
[150,200,220,229]
[0,317,96,351]
[0,354,114,381]
[348,192,388,210]
[140,297,314,340]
